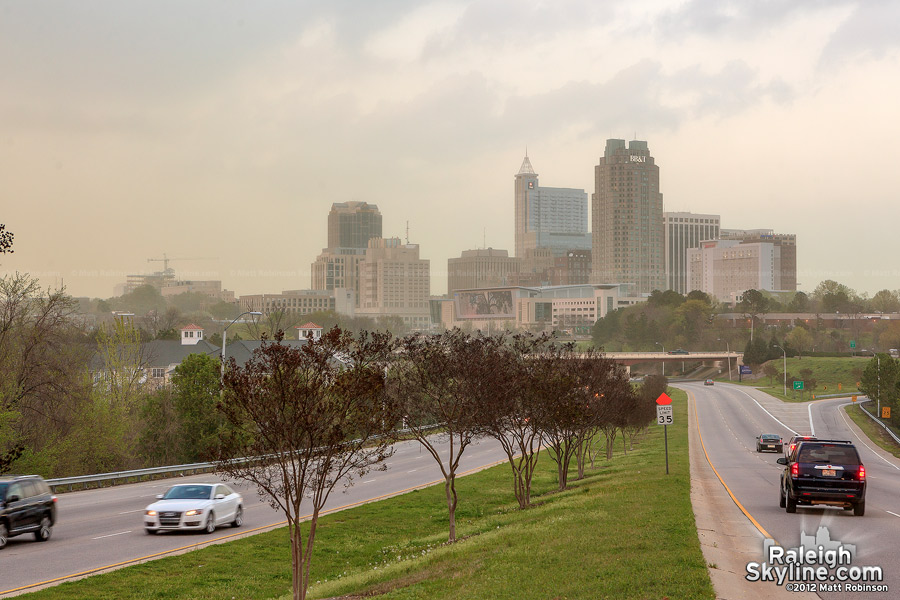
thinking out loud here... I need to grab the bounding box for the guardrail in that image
[45,422,444,493]
[857,399,900,445]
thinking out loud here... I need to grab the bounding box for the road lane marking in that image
[887,511,900,518]
[690,389,777,543]
[808,403,816,436]
[92,531,131,540]
[118,509,144,515]
[407,469,417,473]
[362,479,375,484]
[736,388,798,436]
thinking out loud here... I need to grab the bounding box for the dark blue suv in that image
[777,440,866,516]
[0,475,58,549]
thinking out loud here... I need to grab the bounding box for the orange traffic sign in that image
[656,393,672,405]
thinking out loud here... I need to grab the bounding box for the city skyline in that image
[2,2,898,299]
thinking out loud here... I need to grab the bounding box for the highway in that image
[688,381,900,599]
[0,436,510,596]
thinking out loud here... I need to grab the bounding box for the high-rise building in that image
[327,201,382,249]
[687,238,793,302]
[720,229,797,292]
[311,247,367,302]
[357,237,431,329]
[514,154,590,258]
[665,212,720,294]
[447,248,519,295]
[592,139,665,295]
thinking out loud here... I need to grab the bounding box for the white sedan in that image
[144,483,243,535]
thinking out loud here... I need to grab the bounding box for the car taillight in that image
[858,465,866,481]
[790,463,799,477]
[52,496,57,503]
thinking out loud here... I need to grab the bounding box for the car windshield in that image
[162,485,213,500]
[798,445,859,465]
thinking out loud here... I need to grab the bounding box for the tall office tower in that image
[687,239,788,302]
[592,139,665,294]
[665,212,721,294]
[357,237,431,330]
[327,201,382,249]
[514,154,590,258]
[447,248,520,295]
[720,229,797,292]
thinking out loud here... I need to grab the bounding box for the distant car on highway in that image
[668,349,690,355]
[0,474,57,550]
[756,434,783,453]
[144,483,243,535]
[778,440,866,516]
[704,379,714,386]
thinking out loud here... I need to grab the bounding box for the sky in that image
[2,0,899,300]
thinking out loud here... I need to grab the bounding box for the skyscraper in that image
[514,154,590,258]
[665,212,720,294]
[327,201,382,249]
[592,139,665,294]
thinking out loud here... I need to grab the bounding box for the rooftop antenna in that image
[405,221,409,244]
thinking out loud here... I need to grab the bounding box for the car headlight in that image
[145,510,157,516]
[185,509,202,517]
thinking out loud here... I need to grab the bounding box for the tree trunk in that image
[445,474,457,542]
[290,522,305,600]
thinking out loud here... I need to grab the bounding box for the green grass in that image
[23,390,712,600]
[843,402,900,459]
[733,356,871,402]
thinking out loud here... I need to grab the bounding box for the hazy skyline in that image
[2,1,898,299]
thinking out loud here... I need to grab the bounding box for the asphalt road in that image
[1,436,510,596]
[689,381,900,599]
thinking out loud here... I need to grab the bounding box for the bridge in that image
[599,351,743,366]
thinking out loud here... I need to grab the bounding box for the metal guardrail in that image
[857,399,900,445]
[45,422,444,493]
[47,461,218,492]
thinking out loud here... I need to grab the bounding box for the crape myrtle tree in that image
[216,328,399,600]
[387,328,495,542]
[621,375,660,452]
[475,332,553,509]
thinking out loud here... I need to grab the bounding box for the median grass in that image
[23,389,712,600]
[843,401,900,459]
[734,356,870,402]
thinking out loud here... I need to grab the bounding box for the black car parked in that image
[777,440,866,516]
[0,475,57,549]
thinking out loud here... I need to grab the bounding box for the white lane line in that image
[362,479,375,484]
[887,511,900,519]
[407,469,417,473]
[92,531,131,540]
[808,402,816,436]
[737,389,798,436]
[118,509,144,514]
[836,402,900,471]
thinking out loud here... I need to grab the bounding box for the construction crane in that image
[147,254,218,277]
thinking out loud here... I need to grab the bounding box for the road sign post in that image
[656,393,673,475]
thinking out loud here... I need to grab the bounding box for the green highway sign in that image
[793,381,804,390]
[850,341,856,349]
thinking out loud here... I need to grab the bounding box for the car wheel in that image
[0,522,8,550]
[854,501,865,516]
[786,493,797,513]
[34,516,52,542]
[204,512,216,534]
[145,528,157,535]
[232,506,243,528]
[779,486,786,508]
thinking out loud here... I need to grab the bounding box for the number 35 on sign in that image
[656,405,673,425]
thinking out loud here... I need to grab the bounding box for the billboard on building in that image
[455,289,515,319]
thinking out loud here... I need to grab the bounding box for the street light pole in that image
[656,341,665,377]
[774,344,786,397]
[220,311,263,384]
[718,338,732,381]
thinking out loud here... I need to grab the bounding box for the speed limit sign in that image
[656,405,673,425]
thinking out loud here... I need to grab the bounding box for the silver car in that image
[144,483,243,535]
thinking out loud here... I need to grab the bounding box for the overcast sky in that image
[2,0,898,300]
